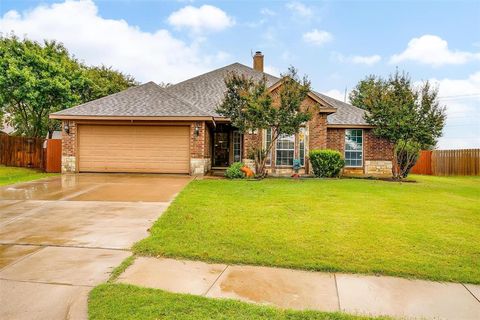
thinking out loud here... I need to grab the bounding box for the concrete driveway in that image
[0,174,191,320]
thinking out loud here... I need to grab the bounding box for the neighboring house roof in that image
[51,82,209,118]
[45,131,62,139]
[1,117,14,134]
[51,62,369,126]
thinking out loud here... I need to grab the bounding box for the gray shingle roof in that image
[166,62,368,125]
[319,94,369,125]
[165,63,279,117]
[53,62,368,125]
[52,81,209,117]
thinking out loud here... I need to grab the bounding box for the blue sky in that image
[1,0,479,148]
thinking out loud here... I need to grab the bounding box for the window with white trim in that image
[345,129,363,167]
[233,131,242,162]
[276,134,295,166]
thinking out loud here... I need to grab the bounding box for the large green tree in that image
[82,65,136,102]
[216,67,313,176]
[0,34,136,138]
[349,70,446,179]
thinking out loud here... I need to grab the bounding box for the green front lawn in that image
[89,284,387,320]
[134,175,480,284]
[0,165,57,186]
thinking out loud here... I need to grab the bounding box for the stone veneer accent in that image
[190,158,211,175]
[61,156,76,173]
[61,120,76,173]
[365,160,393,176]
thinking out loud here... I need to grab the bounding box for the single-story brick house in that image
[50,52,393,176]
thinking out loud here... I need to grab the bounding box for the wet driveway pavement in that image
[0,174,191,320]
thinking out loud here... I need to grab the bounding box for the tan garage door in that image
[78,125,190,173]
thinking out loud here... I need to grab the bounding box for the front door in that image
[213,131,229,167]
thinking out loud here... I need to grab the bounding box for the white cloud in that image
[0,0,225,84]
[302,29,332,46]
[264,65,280,77]
[333,52,381,66]
[260,8,276,16]
[167,5,234,33]
[286,2,313,18]
[390,35,480,66]
[426,71,480,118]
[322,89,347,102]
[350,55,381,65]
[422,72,480,149]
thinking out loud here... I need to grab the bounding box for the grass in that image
[134,175,480,284]
[89,284,388,320]
[0,165,57,186]
[108,255,135,283]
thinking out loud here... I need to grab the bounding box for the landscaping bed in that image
[134,175,480,284]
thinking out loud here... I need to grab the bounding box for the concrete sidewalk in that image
[117,257,480,320]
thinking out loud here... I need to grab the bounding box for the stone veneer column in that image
[61,120,77,173]
[190,121,209,175]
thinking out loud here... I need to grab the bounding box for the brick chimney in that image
[253,51,264,72]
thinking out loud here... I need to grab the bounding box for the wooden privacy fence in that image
[0,134,62,172]
[45,139,62,173]
[411,149,480,176]
[0,134,45,169]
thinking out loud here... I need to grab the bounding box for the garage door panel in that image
[78,125,190,173]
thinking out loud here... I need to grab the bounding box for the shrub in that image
[225,162,245,179]
[309,149,345,178]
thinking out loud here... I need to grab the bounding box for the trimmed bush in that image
[225,162,245,179]
[309,149,345,178]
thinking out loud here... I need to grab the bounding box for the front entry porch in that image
[211,124,242,168]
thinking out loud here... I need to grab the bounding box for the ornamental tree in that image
[0,34,136,138]
[216,67,313,177]
[349,70,446,179]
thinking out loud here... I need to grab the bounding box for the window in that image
[265,128,272,166]
[276,134,295,166]
[345,129,363,167]
[299,127,306,166]
[233,131,242,162]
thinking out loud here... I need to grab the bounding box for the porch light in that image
[64,122,70,134]
[194,123,200,137]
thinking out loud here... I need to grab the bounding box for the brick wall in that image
[326,128,344,152]
[62,120,76,157]
[364,130,394,161]
[326,128,393,161]
[190,121,205,159]
[204,123,211,158]
[242,130,261,158]
[61,120,77,173]
[308,112,328,150]
[326,128,394,176]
